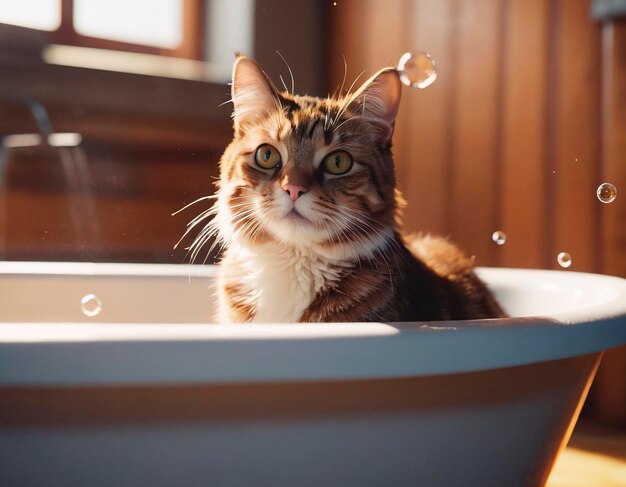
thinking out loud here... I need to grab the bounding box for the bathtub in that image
[0,262,624,487]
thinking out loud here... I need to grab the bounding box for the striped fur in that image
[210,55,504,323]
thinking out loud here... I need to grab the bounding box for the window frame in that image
[49,0,205,60]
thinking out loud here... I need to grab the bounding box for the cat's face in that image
[216,56,402,259]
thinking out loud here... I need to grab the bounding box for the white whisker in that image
[275,50,295,94]
[171,195,216,216]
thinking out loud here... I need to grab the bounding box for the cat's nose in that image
[283,184,308,201]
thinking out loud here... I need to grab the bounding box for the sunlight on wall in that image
[0,0,60,31]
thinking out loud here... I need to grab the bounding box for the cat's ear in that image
[347,68,402,143]
[231,55,280,133]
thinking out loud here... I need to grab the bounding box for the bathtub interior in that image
[0,262,625,325]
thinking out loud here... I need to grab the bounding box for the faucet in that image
[0,95,83,182]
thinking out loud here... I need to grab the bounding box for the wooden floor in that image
[547,421,626,486]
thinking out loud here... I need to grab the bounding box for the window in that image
[0,0,203,59]
[0,0,61,31]
[74,0,183,49]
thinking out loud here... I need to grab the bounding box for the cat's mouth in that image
[285,208,312,224]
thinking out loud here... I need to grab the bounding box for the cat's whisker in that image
[345,209,401,255]
[324,217,368,266]
[331,69,367,130]
[332,114,362,133]
[275,50,295,94]
[173,202,224,250]
[339,55,348,97]
[244,218,264,244]
[187,220,219,255]
[218,97,234,108]
[189,220,223,263]
[322,204,398,279]
[171,195,216,216]
[174,214,213,249]
[185,201,256,260]
[186,206,217,227]
[199,229,228,264]
[279,75,289,93]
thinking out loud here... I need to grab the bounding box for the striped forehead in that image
[276,94,342,146]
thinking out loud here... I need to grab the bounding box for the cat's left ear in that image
[231,55,280,134]
[347,68,402,144]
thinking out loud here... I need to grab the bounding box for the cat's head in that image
[216,55,403,260]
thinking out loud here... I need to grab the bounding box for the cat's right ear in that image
[231,55,280,134]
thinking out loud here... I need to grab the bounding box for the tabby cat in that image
[208,55,504,323]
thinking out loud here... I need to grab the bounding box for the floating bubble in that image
[557,252,572,268]
[397,52,437,89]
[492,231,506,246]
[81,293,102,317]
[596,183,617,204]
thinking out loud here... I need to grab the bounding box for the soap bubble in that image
[596,183,617,204]
[492,231,506,245]
[557,252,572,268]
[81,294,102,317]
[397,52,437,89]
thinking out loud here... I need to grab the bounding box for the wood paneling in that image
[254,0,330,97]
[592,20,626,427]
[551,0,603,272]
[403,0,454,236]
[500,0,550,269]
[1,142,220,263]
[449,0,503,266]
[601,21,626,279]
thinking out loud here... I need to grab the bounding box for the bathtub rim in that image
[0,262,624,386]
[1,262,624,323]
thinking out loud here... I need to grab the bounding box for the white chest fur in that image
[234,244,346,323]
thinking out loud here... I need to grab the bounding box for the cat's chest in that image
[238,246,344,323]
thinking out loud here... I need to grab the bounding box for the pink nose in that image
[283,184,308,201]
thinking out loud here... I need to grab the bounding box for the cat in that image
[207,54,505,323]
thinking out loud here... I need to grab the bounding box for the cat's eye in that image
[255,144,282,169]
[322,150,353,175]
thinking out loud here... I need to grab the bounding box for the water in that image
[492,231,506,245]
[81,293,103,317]
[557,252,572,268]
[58,145,100,259]
[0,96,96,261]
[596,183,617,204]
[397,52,437,89]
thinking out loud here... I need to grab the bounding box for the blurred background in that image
[0,0,624,453]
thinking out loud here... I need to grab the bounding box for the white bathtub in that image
[0,262,625,487]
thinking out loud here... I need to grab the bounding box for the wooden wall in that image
[329,0,624,277]
[329,0,625,425]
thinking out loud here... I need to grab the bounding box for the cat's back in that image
[401,233,506,320]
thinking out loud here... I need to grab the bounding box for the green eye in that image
[255,144,282,169]
[322,150,353,175]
